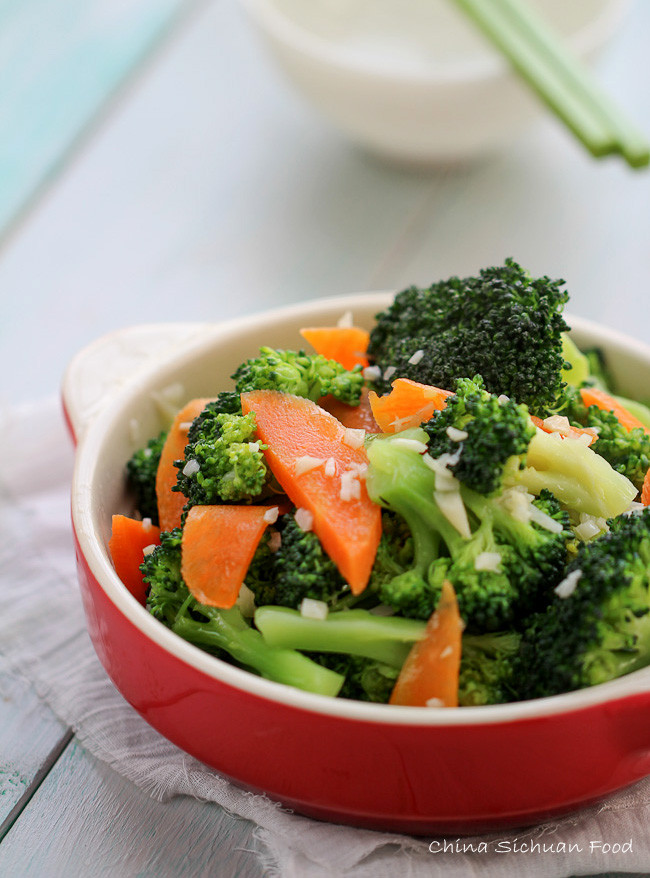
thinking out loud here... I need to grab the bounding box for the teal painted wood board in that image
[0,0,194,239]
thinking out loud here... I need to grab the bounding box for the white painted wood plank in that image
[0,0,437,407]
[0,737,263,877]
[0,660,69,832]
[0,0,196,237]
[1,0,649,412]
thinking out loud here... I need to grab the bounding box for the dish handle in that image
[61,323,213,445]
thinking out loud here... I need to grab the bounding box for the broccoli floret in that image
[366,372,636,628]
[367,512,415,595]
[126,430,167,524]
[310,653,399,703]
[186,392,243,441]
[434,489,572,630]
[352,659,399,702]
[267,516,348,607]
[422,375,535,496]
[366,259,570,415]
[174,409,270,508]
[376,569,439,623]
[141,529,343,696]
[232,346,363,406]
[245,510,411,617]
[519,508,650,698]
[244,514,352,610]
[490,489,573,612]
[458,631,522,706]
[142,528,185,625]
[241,531,278,608]
[433,381,638,519]
[426,513,519,631]
[365,431,574,630]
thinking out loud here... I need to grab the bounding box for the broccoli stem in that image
[514,429,638,518]
[172,603,344,697]
[366,430,461,558]
[254,607,425,668]
[462,488,533,547]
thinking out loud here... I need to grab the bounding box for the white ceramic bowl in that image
[238,0,629,163]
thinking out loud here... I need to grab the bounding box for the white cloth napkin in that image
[2,397,650,877]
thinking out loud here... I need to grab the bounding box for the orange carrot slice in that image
[389,581,463,708]
[241,390,382,594]
[530,415,598,446]
[181,504,281,608]
[369,378,453,433]
[319,387,381,433]
[580,387,650,435]
[642,469,650,506]
[109,514,161,604]
[156,398,214,532]
[299,326,370,371]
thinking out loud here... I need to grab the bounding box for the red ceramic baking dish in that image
[64,292,650,835]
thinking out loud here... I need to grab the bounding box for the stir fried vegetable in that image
[112,261,650,707]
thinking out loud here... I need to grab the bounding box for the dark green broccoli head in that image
[174,410,269,507]
[369,506,435,620]
[429,514,520,632]
[309,653,399,702]
[519,508,650,698]
[379,531,528,632]
[487,489,573,615]
[186,392,243,444]
[232,346,364,406]
[243,531,278,608]
[422,375,536,496]
[379,569,436,621]
[368,511,414,590]
[372,491,520,630]
[246,514,351,610]
[126,430,167,525]
[142,528,187,626]
[367,259,570,415]
[443,489,572,630]
[458,631,522,706]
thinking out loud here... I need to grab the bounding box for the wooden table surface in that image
[1,0,650,874]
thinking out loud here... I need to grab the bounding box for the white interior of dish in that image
[239,0,628,80]
[70,291,650,726]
